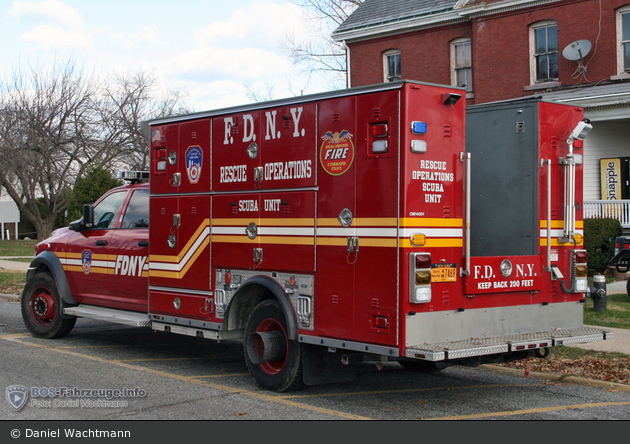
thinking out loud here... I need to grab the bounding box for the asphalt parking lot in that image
[1,298,629,422]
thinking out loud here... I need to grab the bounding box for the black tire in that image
[398,359,444,373]
[532,347,550,359]
[626,277,630,299]
[243,299,303,392]
[21,273,76,339]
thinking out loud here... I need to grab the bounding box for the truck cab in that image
[21,172,150,339]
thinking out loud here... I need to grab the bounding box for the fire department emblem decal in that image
[82,250,92,275]
[185,146,203,184]
[6,385,28,411]
[320,130,354,176]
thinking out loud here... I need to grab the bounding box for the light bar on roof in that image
[114,171,150,181]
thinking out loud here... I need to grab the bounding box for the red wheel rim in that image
[29,287,56,326]
[255,317,288,375]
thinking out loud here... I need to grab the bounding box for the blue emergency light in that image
[411,121,427,135]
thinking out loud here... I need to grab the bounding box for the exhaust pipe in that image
[246,330,287,364]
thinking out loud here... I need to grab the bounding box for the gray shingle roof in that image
[538,82,630,103]
[536,82,630,115]
[334,0,459,34]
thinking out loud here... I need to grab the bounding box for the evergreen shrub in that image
[584,218,623,274]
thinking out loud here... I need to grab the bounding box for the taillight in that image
[415,270,431,286]
[410,253,431,303]
[416,254,431,269]
[575,265,588,278]
[574,250,588,263]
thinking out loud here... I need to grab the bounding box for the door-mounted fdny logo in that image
[186,146,203,184]
[82,250,92,275]
[6,385,28,411]
[320,130,354,176]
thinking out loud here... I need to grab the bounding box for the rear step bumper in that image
[64,305,151,327]
[406,326,613,361]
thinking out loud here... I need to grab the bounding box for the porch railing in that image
[583,200,630,228]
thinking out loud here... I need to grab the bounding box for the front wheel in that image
[244,299,303,392]
[21,273,76,339]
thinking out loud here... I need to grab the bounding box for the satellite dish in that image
[562,40,592,61]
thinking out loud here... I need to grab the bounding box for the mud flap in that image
[302,343,355,386]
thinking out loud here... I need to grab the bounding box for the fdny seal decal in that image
[320,130,354,176]
[185,146,203,184]
[82,250,92,275]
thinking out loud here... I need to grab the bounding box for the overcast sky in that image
[1,0,334,111]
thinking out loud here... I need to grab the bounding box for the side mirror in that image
[68,204,95,231]
[83,204,94,228]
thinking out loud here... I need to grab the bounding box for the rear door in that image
[314,95,357,340]
[352,90,400,346]
[465,103,542,295]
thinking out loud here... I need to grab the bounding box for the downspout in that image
[343,41,351,88]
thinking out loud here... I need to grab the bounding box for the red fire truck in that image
[21,81,612,392]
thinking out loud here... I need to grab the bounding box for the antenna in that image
[562,39,592,61]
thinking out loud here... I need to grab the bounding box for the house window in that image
[451,38,472,93]
[618,7,630,75]
[530,21,558,84]
[383,50,401,82]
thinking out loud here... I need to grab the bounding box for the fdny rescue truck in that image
[21,81,612,392]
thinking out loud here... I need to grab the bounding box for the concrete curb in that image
[481,364,630,391]
[0,293,19,302]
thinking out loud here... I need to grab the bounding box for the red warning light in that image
[372,124,388,137]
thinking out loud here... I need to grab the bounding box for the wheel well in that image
[224,283,272,332]
[28,250,76,307]
[223,276,299,341]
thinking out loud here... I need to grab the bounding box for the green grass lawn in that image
[0,239,38,257]
[0,271,27,295]
[583,292,630,329]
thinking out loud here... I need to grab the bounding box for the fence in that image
[583,200,630,228]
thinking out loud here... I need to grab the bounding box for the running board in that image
[405,326,613,361]
[152,322,219,340]
[63,305,151,327]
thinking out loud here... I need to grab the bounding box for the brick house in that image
[333,0,630,225]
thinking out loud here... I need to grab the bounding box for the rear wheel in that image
[21,273,76,339]
[244,299,303,392]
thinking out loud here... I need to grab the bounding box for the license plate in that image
[431,264,457,282]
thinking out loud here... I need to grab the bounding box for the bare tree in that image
[244,81,276,103]
[98,71,187,172]
[0,61,187,240]
[0,59,103,239]
[282,0,363,91]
